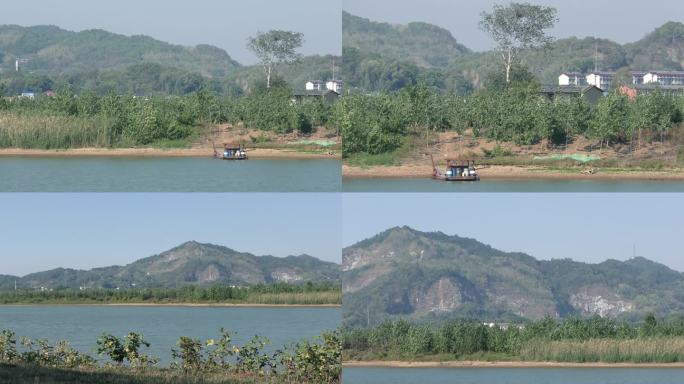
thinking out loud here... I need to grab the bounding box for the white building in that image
[326,80,343,94]
[586,71,614,90]
[558,72,585,86]
[643,71,684,86]
[305,80,325,91]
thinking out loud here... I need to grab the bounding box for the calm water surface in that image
[343,178,684,192]
[0,157,340,192]
[343,367,684,384]
[0,305,339,365]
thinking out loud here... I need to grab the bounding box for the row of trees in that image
[340,84,684,157]
[0,87,334,149]
[0,328,340,383]
[342,314,684,359]
[0,282,339,304]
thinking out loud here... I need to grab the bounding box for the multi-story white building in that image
[586,71,614,90]
[326,80,343,94]
[305,80,326,91]
[558,72,585,86]
[643,71,684,86]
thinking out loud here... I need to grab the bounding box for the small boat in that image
[431,156,479,181]
[214,142,247,160]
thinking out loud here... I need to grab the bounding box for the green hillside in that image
[342,226,684,327]
[4,241,339,290]
[342,11,684,91]
[0,24,340,95]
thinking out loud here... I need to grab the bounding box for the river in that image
[0,157,341,192]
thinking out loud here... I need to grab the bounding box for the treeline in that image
[0,328,340,383]
[342,314,684,362]
[0,282,341,305]
[0,87,334,149]
[0,63,243,98]
[340,84,684,157]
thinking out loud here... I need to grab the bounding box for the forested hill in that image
[342,226,684,327]
[342,11,684,91]
[0,25,241,77]
[0,241,340,290]
[0,25,340,95]
[342,11,471,68]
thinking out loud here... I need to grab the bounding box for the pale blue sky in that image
[343,194,684,271]
[0,194,341,276]
[0,0,342,64]
[344,0,684,51]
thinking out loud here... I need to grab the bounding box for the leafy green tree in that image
[480,2,558,83]
[247,30,304,89]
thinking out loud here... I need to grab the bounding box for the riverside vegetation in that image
[0,328,340,384]
[0,86,335,150]
[342,314,684,364]
[340,82,684,166]
[0,283,341,305]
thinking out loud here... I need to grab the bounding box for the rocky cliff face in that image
[11,242,339,289]
[342,227,684,327]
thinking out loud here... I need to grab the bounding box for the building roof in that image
[631,84,684,90]
[560,72,583,76]
[587,71,615,76]
[645,71,684,76]
[542,85,603,94]
[306,80,325,84]
[293,89,340,97]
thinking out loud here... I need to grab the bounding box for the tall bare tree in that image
[480,2,557,84]
[247,30,304,89]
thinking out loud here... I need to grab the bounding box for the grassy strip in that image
[0,292,341,306]
[0,111,115,149]
[520,338,684,363]
[0,363,264,384]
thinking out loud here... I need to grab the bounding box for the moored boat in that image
[431,156,479,181]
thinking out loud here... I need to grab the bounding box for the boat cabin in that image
[432,158,479,181]
[217,143,247,160]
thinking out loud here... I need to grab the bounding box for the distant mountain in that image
[0,25,340,95]
[342,11,470,68]
[342,11,684,91]
[4,242,339,290]
[0,25,240,77]
[342,226,684,327]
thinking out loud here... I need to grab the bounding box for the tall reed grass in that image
[520,337,684,363]
[246,291,341,305]
[0,111,114,149]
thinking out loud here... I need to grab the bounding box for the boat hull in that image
[434,175,479,182]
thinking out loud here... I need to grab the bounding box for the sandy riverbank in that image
[343,164,684,181]
[0,147,340,160]
[343,360,684,368]
[0,303,341,307]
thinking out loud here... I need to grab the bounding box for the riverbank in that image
[0,303,341,307]
[0,363,264,384]
[343,163,684,181]
[343,360,684,368]
[0,147,339,159]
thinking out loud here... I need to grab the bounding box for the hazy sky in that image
[343,194,684,271]
[344,0,684,51]
[0,0,342,64]
[0,194,341,276]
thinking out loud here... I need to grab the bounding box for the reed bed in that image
[245,291,341,305]
[520,337,684,363]
[0,111,114,149]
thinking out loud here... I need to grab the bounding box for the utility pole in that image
[594,43,598,72]
[332,57,336,81]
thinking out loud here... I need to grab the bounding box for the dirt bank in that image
[0,147,339,159]
[343,360,684,368]
[343,164,684,181]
